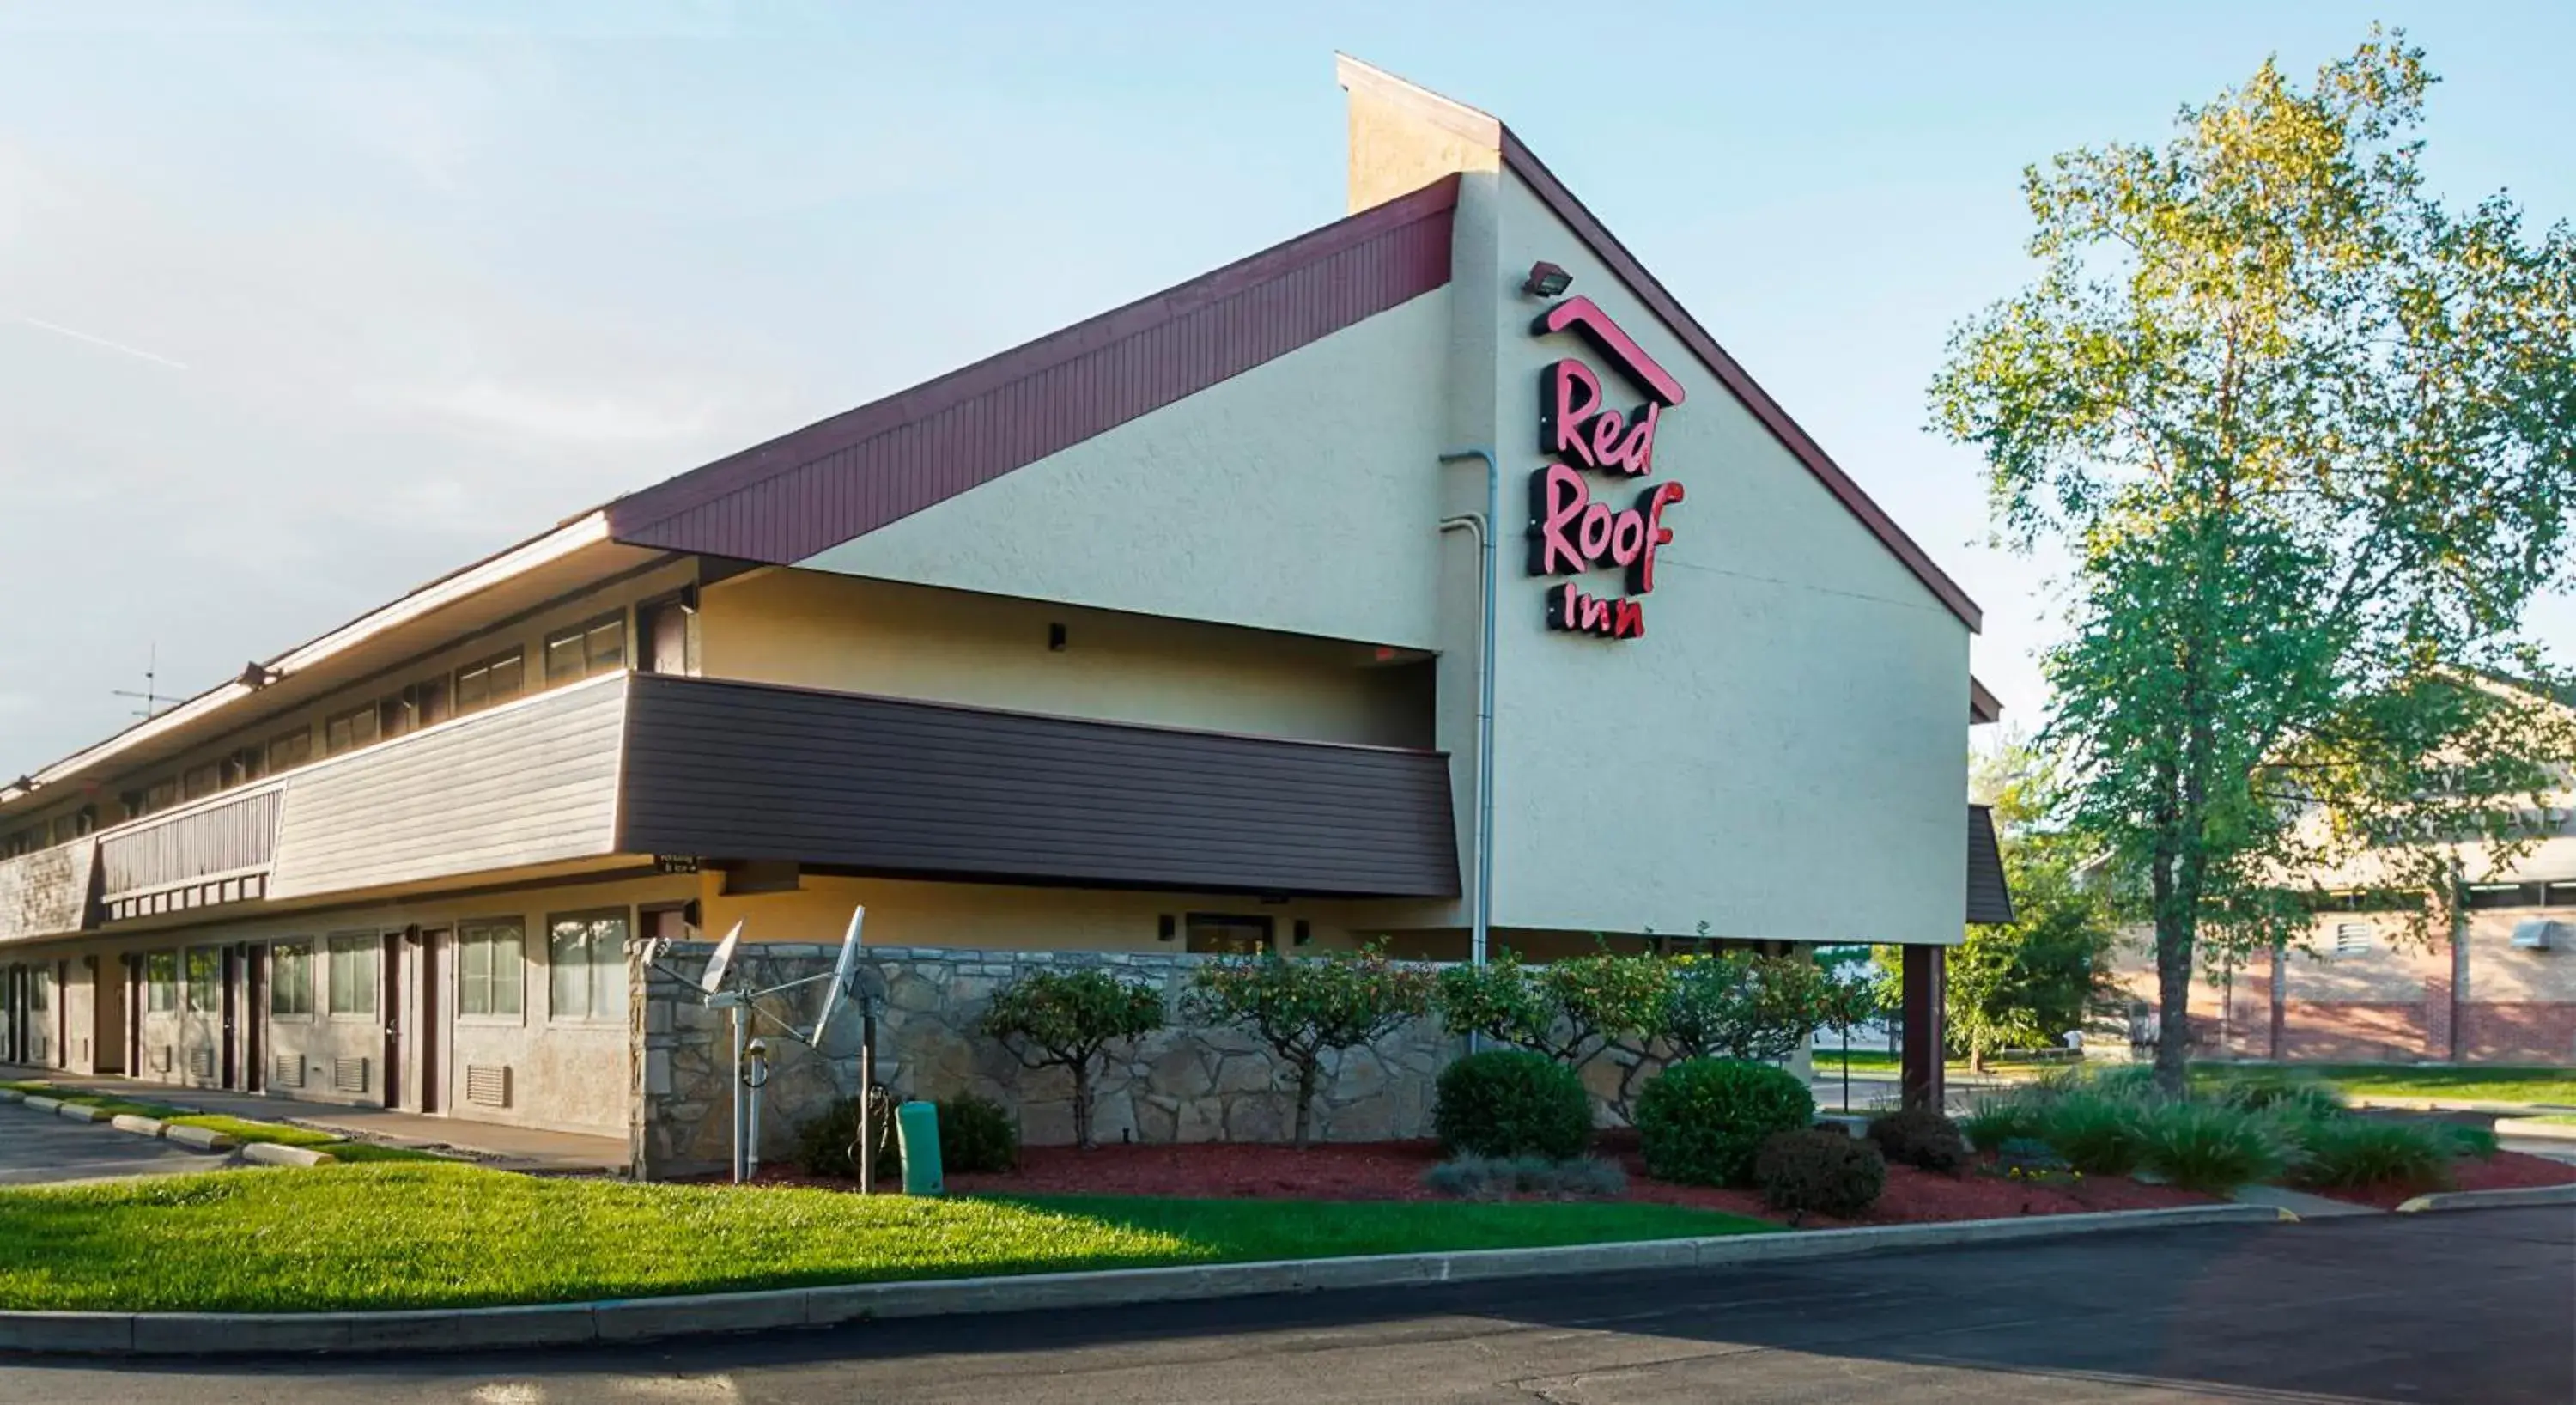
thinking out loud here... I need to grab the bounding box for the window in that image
[544,611,627,684]
[184,946,222,1013]
[27,965,49,1013]
[1184,913,1276,956]
[223,747,265,788]
[267,727,313,773]
[411,677,451,728]
[181,763,220,802]
[327,934,379,1017]
[2466,883,2543,910]
[147,951,178,1013]
[455,648,526,714]
[270,941,313,1017]
[548,910,629,1022]
[143,778,178,814]
[324,703,381,756]
[2546,881,2576,908]
[459,920,526,1018]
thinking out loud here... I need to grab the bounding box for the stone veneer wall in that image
[633,942,1464,1181]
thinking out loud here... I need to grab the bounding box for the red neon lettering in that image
[1528,463,1589,575]
[1542,360,1601,466]
[1578,593,1612,633]
[1577,501,1614,560]
[1613,598,1644,638]
[1608,507,1646,566]
[1601,402,1658,476]
[1629,482,1686,595]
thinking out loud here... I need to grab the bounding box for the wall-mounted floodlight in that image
[1522,260,1573,297]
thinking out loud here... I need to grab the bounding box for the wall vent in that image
[187,1046,215,1081]
[2332,922,2373,957]
[2510,920,2561,952]
[270,1053,306,1089]
[332,1056,369,1094]
[150,1045,172,1074]
[464,1063,511,1109]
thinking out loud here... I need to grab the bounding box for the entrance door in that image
[244,945,265,1094]
[414,928,445,1115]
[3,965,18,1064]
[125,955,143,1080]
[220,946,240,1089]
[380,930,404,1110]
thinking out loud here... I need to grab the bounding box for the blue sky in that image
[2,1,2569,773]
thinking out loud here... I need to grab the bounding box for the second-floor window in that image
[268,727,313,773]
[181,763,220,802]
[455,648,526,715]
[324,703,382,757]
[544,612,627,685]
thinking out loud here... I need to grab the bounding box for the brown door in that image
[244,945,265,1093]
[380,931,403,1109]
[53,960,67,1069]
[125,956,143,1079]
[416,928,445,1115]
[219,947,240,1089]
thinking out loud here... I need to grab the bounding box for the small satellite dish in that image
[699,921,744,996]
[811,906,866,1045]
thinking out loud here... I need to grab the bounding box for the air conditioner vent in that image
[270,1053,306,1090]
[187,1046,215,1081]
[2510,920,2562,952]
[332,1056,369,1094]
[2332,922,2373,957]
[464,1064,511,1109]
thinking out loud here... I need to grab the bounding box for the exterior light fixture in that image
[1522,260,1572,298]
[238,661,283,689]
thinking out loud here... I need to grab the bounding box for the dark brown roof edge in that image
[1970,676,2002,725]
[1495,132,1984,633]
[606,174,1462,539]
[1966,803,2014,925]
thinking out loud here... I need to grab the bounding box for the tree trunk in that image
[1970,1043,1988,1075]
[2153,906,2195,1097]
[1292,1057,1319,1149]
[1072,1060,1096,1150]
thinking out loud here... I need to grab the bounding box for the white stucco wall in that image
[797,288,1455,651]
[1465,173,1971,946]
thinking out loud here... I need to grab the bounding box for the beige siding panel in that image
[98,788,283,900]
[0,842,94,945]
[267,679,627,900]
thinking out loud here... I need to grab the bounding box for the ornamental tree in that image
[1659,952,1832,1064]
[1436,950,1672,1121]
[977,968,1165,1149]
[1929,31,2576,1095]
[1189,945,1436,1148]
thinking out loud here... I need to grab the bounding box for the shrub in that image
[1961,1095,2050,1150]
[938,1092,1020,1174]
[1433,1049,1594,1161]
[2287,1116,2452,1191]
[2040,1092,2152,1177]
[2039,1062,2160,1099]
[980,968,1165,1150]
[1994,1136,2069,1177]
[1659,952,1832,1063]
[1866,1107,1971,1175]
[2215,1069,2346,1119]
[2442,1122,2500,1159]
[1753,1128,1886,1219]
[796,1095,896,1180]
[1421,1154,1628,1201]
[2136,1102,2282,1193]
[1190,945,1436,1147]
[1634,1058,1814,1187]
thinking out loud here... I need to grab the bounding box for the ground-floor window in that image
[270,940,314,1018]
[327,934,378,1017]
[546,910,628,1022]
[27,965,48,1013]
[1185,913,1276,955]
[459,919,526,1018]
[147,951,178,1013]
[184,946,221,1013]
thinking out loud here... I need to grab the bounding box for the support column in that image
[1900,945,1946,1112]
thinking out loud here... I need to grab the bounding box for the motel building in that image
[0,59,2010,1160]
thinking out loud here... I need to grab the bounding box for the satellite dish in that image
[699,921,744,996]
[811,906,866,1045]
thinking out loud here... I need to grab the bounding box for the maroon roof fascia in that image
[1969,676,2002,725]
[605,175,1461,564]
[1498,133,1984,632]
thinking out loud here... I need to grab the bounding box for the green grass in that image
[2518,1113,2576,1126]
[8,1081,440,1163]
[0,1164,1771,1313]
[2286,1065,2576,1107]
[162,1114,340,1147]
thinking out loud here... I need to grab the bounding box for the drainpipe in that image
[1438,447,1501,973]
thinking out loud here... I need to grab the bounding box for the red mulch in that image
[938,1135,2218,1229]
[2301,1148,2576,1211]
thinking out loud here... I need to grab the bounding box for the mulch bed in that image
[941,1134,2220,1229]
[2300,1148,2576,1211]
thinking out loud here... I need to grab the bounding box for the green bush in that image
[938,1092,1021,1174]
[1866,1107,1970,1175]
[1634,1058,1814,1187]
[980,968,1164,1150]
[1753,1129,1886,1219]
[2215,1069,2346,1119]
[2442,1123,2500,1159]
[2287,1116,2451,1191]
[1433,1049,1595,1161]
[2136,1102,2282,1193]
[1190,946,1437,1148]
[2040,1092,2152,1177]
[1420,1154,1628,1201]
[1994,1136,2069,1177]
[796,1095,897,1181]
[1961,1096,2050,1150]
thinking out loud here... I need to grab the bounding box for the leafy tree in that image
[978,969,1166,1149]
[1929,31,2576,1093]
[1660,952,1832,1063]
[1811,947,1883,1114]
[1437,949,1671,1121]
[1190,945,1436,1148]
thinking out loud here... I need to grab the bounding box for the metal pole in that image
[1438,447,1500,971]
[745,1038,766,1179]
[857,1006,877,1195]
[729,1003,747,1184]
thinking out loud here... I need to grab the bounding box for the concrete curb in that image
[54,1104,109,1124]
[2493,1117,2576,1143]
[108,1115,167,1138]
[2393,1183,2576,1213]
[0,1201,2285,1358]
[0,1089,22,1104]
[21,1096,61,1113]
[239,1142,337,1168]
[161,1123,237,1153]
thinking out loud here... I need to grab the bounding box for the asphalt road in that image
[3,1207,2567,1404]
[0,1104,219,1184]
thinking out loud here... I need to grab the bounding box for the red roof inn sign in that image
[1526,295,1688,640]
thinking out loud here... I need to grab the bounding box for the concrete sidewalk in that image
[1,1067,623,1175]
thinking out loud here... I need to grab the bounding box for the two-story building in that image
[0,57,2006,1146]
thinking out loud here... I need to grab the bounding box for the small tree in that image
[1659,952,1832,1063]
[1437,949,1671,1121]
[1812,949,1883,1114]
[978,968,1165,1150]
[1190,945,1436,1148]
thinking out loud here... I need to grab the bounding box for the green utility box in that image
[896,1100,944,1195]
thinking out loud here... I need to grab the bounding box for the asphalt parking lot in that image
[0,1103,218,1185]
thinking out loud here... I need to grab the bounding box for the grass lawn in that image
[2289,1065,2576,1107]
[0,1164,1771,1313]
[4,1081,438,1163]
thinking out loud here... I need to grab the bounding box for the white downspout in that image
[1439,447,1501,972]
